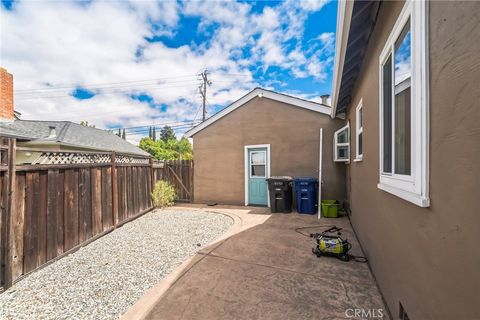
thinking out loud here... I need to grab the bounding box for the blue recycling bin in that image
[294,177,318,214]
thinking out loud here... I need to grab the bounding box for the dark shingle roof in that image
[335,1,381,116]
[0,124,34,139]
[0,120,149,157]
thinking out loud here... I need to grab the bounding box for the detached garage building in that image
[185,88,346,206]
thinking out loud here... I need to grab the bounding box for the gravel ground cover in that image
[0,209,233,320]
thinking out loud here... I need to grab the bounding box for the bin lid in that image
[267,176,294,181]
[294,177,318,182]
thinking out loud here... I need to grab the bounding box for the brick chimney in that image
[0,67,14,122]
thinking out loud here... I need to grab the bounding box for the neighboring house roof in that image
[0,120,149,157]
[331,1,381,118]
[0,125,33,140]
[185,88,331,137]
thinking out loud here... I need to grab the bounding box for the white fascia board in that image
[184,88,331,138]
[262,90,331,115]
[331,0,354,118]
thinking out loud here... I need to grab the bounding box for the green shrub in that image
[151,180,176,208]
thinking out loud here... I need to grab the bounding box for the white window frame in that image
[334,123,350,162]
[249,151,267,178]
[378,0,429,207]
[354,99,363,161]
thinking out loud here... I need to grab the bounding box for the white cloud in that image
[299,0,329,12]
[318,32,335,49]
[183,1,250,27]
[252,7,279,30]
[1,0,333,144]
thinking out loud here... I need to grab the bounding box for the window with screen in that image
[334,123,350,162]
[355,100,363,160]
[250,151,266,177]
[378,0,429,207]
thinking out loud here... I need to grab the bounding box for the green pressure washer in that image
[311,226,353,262]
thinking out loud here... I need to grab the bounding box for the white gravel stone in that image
[0,209,233,320]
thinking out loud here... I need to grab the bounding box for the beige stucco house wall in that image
[338,1,480,319]
[189,93,346,206]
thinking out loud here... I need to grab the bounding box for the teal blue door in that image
[247,148,268,206]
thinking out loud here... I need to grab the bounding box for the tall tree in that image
[152,126,156,141]
[148,126,153,139]
[122,129,126,140]
[79,120,95,128]
[160,125,175,142]
[139,137,193,160]
[117,128,121,137]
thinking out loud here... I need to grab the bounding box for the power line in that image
[124,127,196,136]
[213,73,251,77]
[15,73,251,94]
[120,123,199,135]
[109,120,201,135]
[192,104,202,122]
[14,72,252,107]
[23,106,181,121]
[16,70,240,136]
[206,98,216,119]
[15,82,199,101]
[15,78,199,96]
[111,120,198,131]
[191,85,203,122]
[18,94,202,119]
[14,75,198,93]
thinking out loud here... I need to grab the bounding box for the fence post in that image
[4,138,16,288]
[149,158,154,209]
[111,152,118,227]
[190,160,194,203]
[149,158,154,190]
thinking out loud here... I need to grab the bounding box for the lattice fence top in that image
[33,152,110,165]
[116,154,149,164]
[32,152,149,165]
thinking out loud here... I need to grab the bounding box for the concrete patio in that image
[123,205,389,320]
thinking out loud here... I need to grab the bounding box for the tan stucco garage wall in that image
[192,97,346,205]
[343,1,480,319]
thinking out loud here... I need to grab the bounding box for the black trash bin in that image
[267,176,293,213]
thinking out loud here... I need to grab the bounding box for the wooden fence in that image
[0,138,193,291]
[153,160,194,202]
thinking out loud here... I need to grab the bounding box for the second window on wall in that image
[334,123,350,162]
[355,100,363,161]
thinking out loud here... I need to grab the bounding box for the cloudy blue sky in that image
[1,0,337,142]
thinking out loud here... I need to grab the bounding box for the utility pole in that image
[198,69,212,122]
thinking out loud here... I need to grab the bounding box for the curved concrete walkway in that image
[121,204,271,320]
[122,205,389,320]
